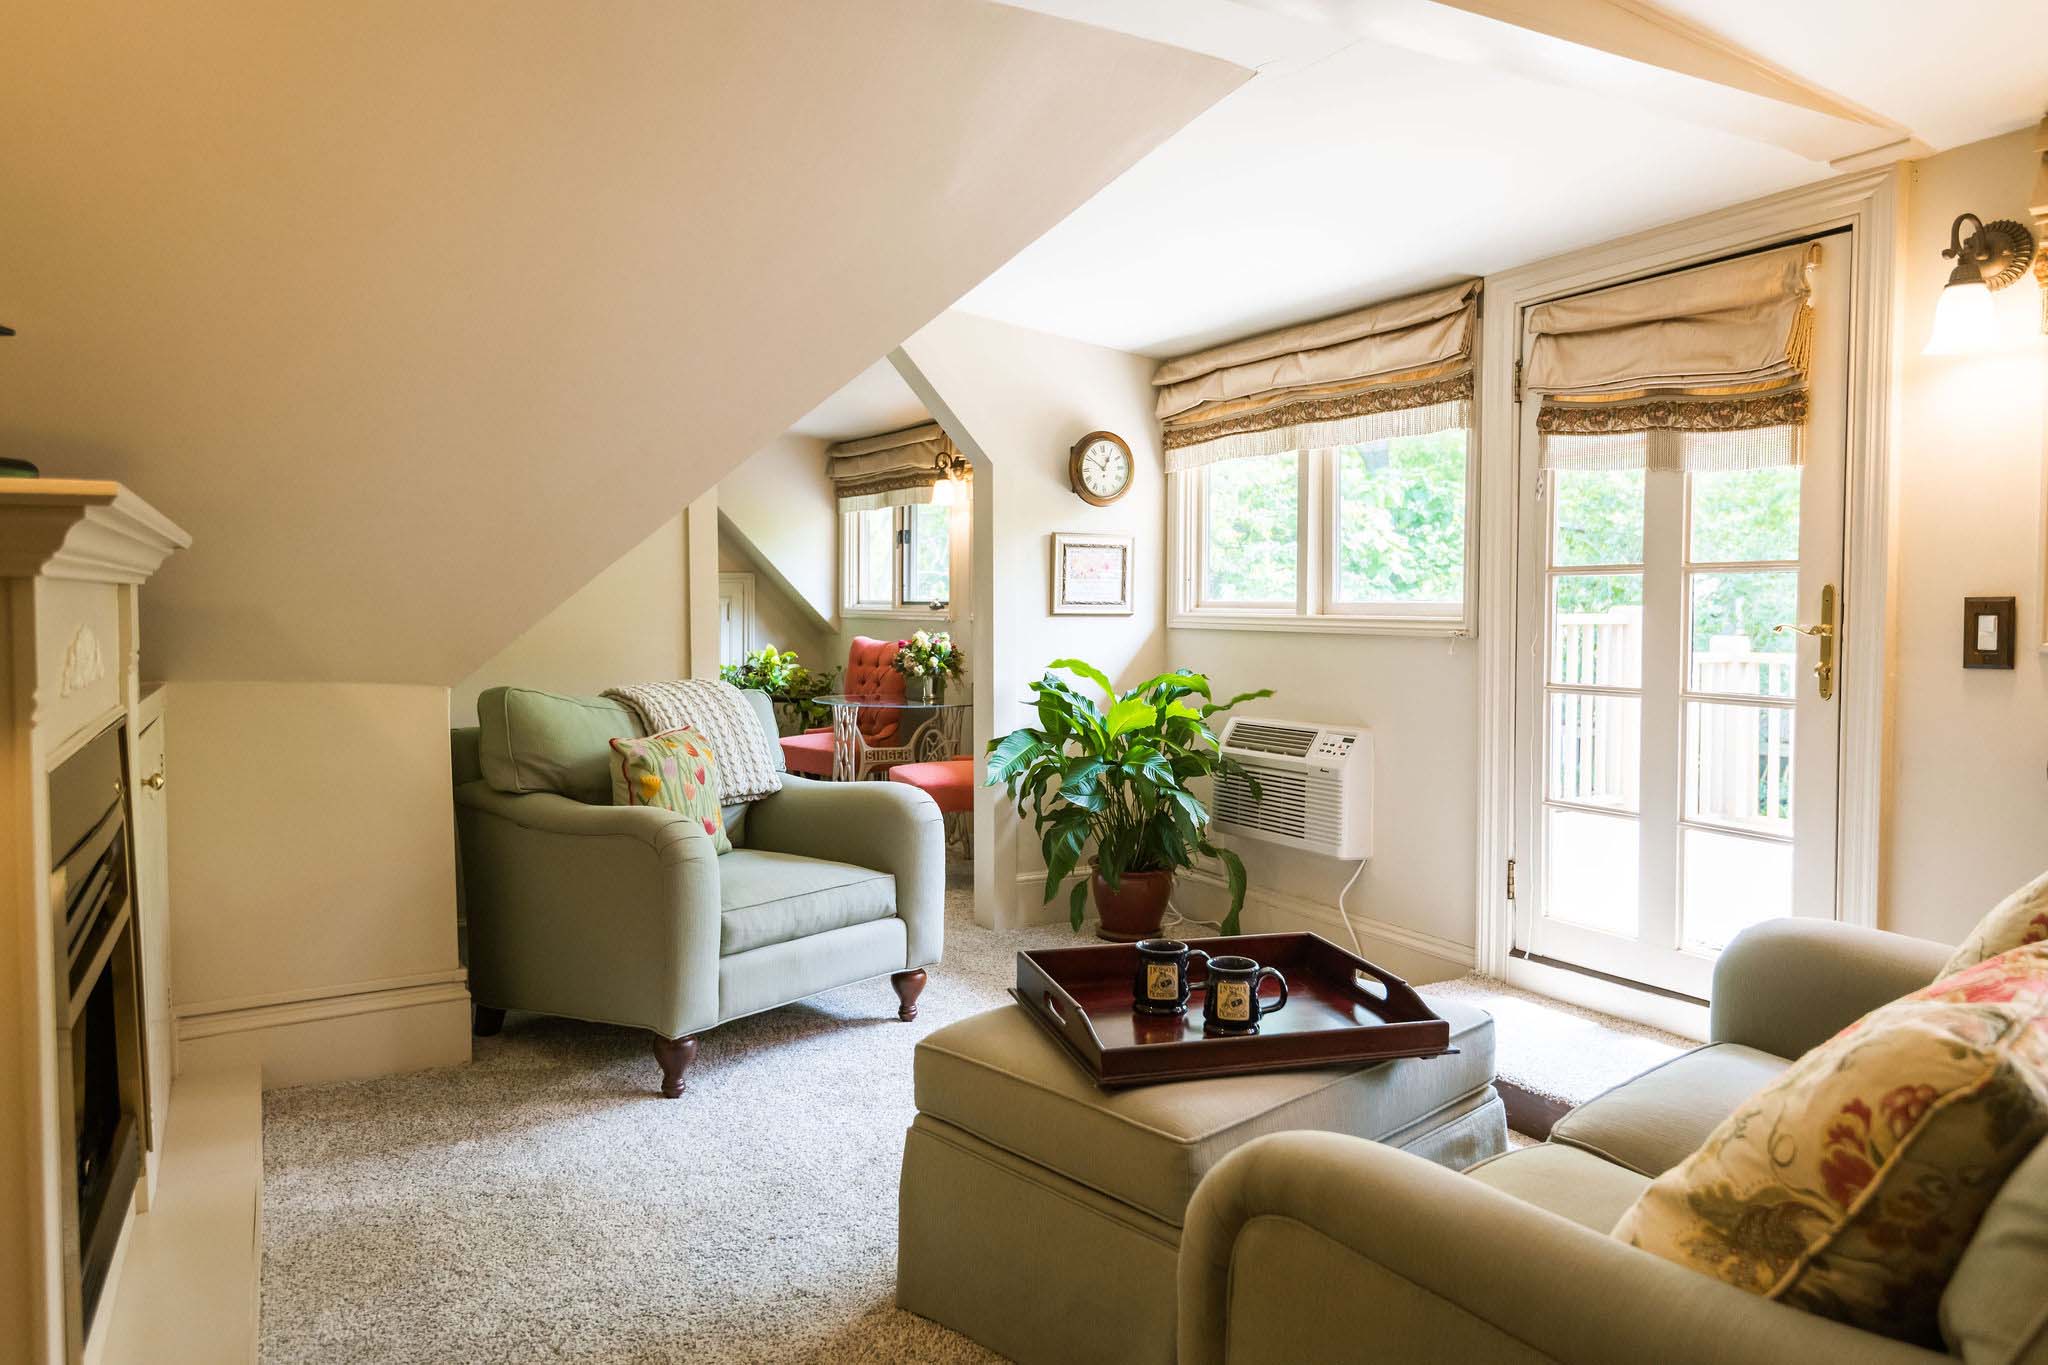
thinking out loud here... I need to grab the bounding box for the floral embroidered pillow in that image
[1941,869,2048,978]
[609,726,731,854]
[1612,943,2048,1345]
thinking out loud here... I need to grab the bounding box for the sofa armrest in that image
[1710,917,1951,1059]
[743,775,944,969]
[1179,1132,1940,1365]
[454,782,723,1037]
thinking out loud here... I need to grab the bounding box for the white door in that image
[1512,236,1851,1001]
[717,573,754,667]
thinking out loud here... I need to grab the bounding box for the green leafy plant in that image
[985,660,1271,934]
[720,646,837,727]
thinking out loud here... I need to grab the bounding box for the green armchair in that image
[1178,918,2046,1364]
[451,685,944,1097]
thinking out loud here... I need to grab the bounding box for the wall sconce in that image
[929,448,971,507]
[1925,212,2036,355]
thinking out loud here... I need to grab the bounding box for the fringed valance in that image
[828,422,955,511]
[1526,242,1819,472]
[1155,280,1480,473]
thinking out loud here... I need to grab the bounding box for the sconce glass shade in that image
[1924,277,1998,355]
[928,476,961,507]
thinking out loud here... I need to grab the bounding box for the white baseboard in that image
[175,969,471,1089]
[1011,870,1475,977]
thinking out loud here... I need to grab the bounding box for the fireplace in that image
[51,720,147,1335]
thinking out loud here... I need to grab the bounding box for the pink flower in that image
[1880,1084,1938,1138]
[702,817,718,836]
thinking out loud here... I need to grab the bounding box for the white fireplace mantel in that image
[2,479,191,1364]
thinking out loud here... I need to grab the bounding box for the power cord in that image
[1333,858,1367,957]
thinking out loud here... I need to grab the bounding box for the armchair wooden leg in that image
[891,969,928,1022]
[651,1034,699,1099]
[473,1005,505,1037]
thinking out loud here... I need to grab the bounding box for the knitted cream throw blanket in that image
[601,679,783,802]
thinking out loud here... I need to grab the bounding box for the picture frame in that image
[1051,532,1134,616]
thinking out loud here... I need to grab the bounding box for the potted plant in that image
[719,646,838,733]
[986,659,1269,940]
[894,630,964,705]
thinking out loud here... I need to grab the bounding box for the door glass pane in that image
[1689,571,1795,696]
[1690,465,1801,563]
[1552,468,1644,567]
[1333,432,1466,606]
[1202,452,1298,603]
[1545,808,1638,935]
[854,509,893,606]
[1685,701,1793,832]
[1681,826,1790,952]
[1551,574,1643,687]
[1547,693,1640,811]
[905,503,951,604]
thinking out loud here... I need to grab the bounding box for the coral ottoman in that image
[895,999,1504,1365]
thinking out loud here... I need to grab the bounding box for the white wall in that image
[897,312,1169,928]
[717,534,834,670]
[451,494,719,726]
[164,682,471,1086]
[718,435,845,629]
[1884,129,2048,942]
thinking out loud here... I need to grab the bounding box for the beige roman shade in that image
[1525,241,1821,472]
[828,422,955,511]
[1154,280,1480,472]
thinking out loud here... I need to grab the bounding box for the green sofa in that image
[451,685,944,1097]
[1178,917,2048,1364]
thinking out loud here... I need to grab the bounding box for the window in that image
[1174,428,1471,631]
[843,503,953,613]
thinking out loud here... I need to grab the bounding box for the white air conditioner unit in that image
[1213,717,1373,860]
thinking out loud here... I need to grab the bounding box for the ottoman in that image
[896,999,1504,1365]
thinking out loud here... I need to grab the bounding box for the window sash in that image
[903,504,951,606]
[1175,433,1474,631]
[843,505,958,614]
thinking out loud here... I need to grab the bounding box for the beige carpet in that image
[262,880,1680,1363]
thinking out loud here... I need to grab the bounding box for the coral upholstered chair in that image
[779,636,905,779]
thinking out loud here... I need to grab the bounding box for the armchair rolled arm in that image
[1710,917,1950,1059]
[744,776,944,968]
[1179,1132,1937,1365]
[454,782,723,1037]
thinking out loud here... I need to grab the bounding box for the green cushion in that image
[1943,1138,2048,1364]
[1549,1043,1788,1177]
[717,849,894,956]
[474,685,782,806]
[1466,1143,1652,1233]
[913,998,1497,1228]
[611,726,734,854]
[476,687,639,803]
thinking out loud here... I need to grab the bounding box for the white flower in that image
[911,631,931,647]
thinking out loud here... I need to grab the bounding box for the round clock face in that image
[1074,435,1131,503]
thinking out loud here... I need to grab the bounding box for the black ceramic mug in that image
[1133,939,1211,1016]
[1201,955,1288,1033]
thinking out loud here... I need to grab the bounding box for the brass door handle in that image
[143,770,165,791]
[1773,584,1837,700]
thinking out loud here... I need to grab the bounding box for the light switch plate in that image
[1964,596,2017,669]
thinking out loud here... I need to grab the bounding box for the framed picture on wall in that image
[1051,532,1134,615]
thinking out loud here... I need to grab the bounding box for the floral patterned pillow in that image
[1613,943,2048,1345]
[609,726,731,854]
[1941,869,2048,978]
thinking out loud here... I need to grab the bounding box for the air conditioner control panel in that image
[1310,732,1359,761]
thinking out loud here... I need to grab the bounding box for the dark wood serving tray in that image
[1012,932,1454,1089]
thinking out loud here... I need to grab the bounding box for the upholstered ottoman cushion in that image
[913,997,1498,1227]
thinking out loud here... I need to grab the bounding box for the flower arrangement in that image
[893,631,964,702]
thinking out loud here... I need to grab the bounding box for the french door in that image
[1511,235,1851,1001]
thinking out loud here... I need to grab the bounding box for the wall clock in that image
[1068,430,1134,506]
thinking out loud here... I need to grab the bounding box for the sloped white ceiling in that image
[0,0,1244,682]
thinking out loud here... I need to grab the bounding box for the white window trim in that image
[838,502,965,622]
[1167,435,1477,637]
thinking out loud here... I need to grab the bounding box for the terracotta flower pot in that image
[1091,868,1175,943]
